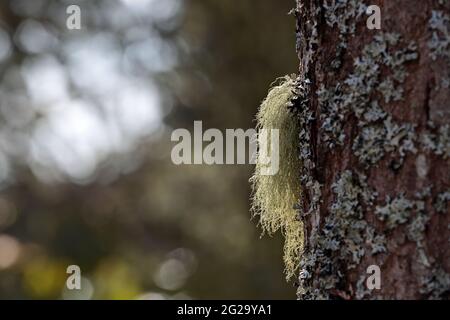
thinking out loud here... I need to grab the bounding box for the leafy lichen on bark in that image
[318,32,418,167]
[297,170,384,299]
[420,268,450,299]
[434,188,450,213]
[421,124,450,159]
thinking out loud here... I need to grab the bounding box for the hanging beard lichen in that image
[250,75,304,280]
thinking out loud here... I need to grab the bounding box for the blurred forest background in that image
[0,0,298,299]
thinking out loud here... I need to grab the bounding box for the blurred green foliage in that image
[0,0,298,299]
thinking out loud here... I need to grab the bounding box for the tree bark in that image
[294,0,450,299]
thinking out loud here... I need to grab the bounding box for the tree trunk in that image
[294,0,450,299]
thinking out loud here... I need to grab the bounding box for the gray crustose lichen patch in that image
[434,189,450,213]
[297,171,384,299]
[428,10,450,63]
[420,268,450,299]
[323,0,367,69]
[317,33,418,168]
[375,194,416,229]
[421,124,450,159]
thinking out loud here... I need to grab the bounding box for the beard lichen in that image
[250,76,304,280]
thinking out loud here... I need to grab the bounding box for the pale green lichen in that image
[250,76,304,280]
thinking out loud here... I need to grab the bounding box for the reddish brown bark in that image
[295,0,449,299]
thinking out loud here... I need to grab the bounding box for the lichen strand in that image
[317,33,418,168]
[297,171,385,299]
[250,76,304,280]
